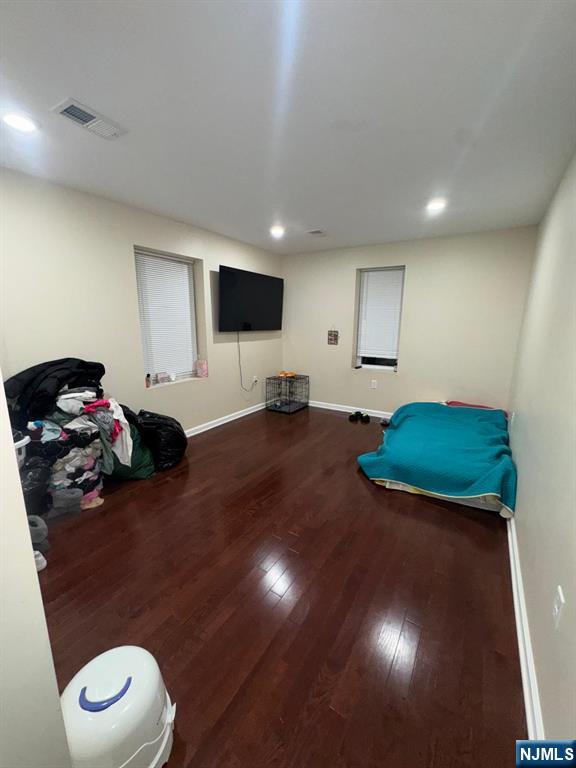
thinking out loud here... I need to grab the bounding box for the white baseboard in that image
[507,518,545,739]
[309,400,393,420]
[185,402,266,438]
[186,399,390,437]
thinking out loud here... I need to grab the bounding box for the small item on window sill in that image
[327,329,339,345]
[196,360,208,378]
[156,372,173,384]
[145,373,151,389]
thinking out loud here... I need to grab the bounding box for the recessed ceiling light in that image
[2,113,38,133]
[426,197,447,216]
[270,225,285,239]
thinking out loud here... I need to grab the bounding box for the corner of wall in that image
[507,151,576,739]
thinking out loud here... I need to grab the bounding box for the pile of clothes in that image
[6,357,106,429]
[27,387,133,513]
[6,357,187,520]
[7,359,126,517]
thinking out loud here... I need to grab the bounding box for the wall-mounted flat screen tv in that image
[218,265,284,331]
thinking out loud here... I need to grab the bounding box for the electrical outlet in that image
[370,379,377,390]
[552,585,566,630]
[252,375,259,384]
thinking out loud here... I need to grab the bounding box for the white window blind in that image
[135,249,197,379]
[357,267,405,363]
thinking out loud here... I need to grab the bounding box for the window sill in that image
[146,376,207,390]
[355,364,397,372]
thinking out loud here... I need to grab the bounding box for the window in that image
[135,248,198,383]
[356,267,405,369]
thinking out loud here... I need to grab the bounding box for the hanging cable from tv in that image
[237,331,257,392]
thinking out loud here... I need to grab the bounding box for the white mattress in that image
[378,479,512,519]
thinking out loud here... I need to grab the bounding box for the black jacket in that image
[4,358,105,427]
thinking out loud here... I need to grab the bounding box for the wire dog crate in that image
[266,375,309,414]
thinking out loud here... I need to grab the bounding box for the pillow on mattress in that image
[446,400,507,417]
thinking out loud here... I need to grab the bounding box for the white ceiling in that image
[1,0,575,254]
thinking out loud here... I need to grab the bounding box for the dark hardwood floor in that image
[40,407,525,767]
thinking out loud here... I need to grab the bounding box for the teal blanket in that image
[358,402,516,513]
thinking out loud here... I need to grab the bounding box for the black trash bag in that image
[20,456,51,492]
[20,456,52,516]
[137,410,187,471]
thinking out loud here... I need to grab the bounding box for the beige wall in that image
[0,380,72,768]
[510,154,576,737]
[0,169,283,432]
[282,228,536,413]
[1,170,536,425]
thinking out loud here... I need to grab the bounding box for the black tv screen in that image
[218,266,284,331]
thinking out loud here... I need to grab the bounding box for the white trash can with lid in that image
[61,646,176,768]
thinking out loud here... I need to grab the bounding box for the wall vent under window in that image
[52,99,127,140]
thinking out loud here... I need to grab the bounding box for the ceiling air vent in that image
[307,229,327,236]
[52,99,127,140]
